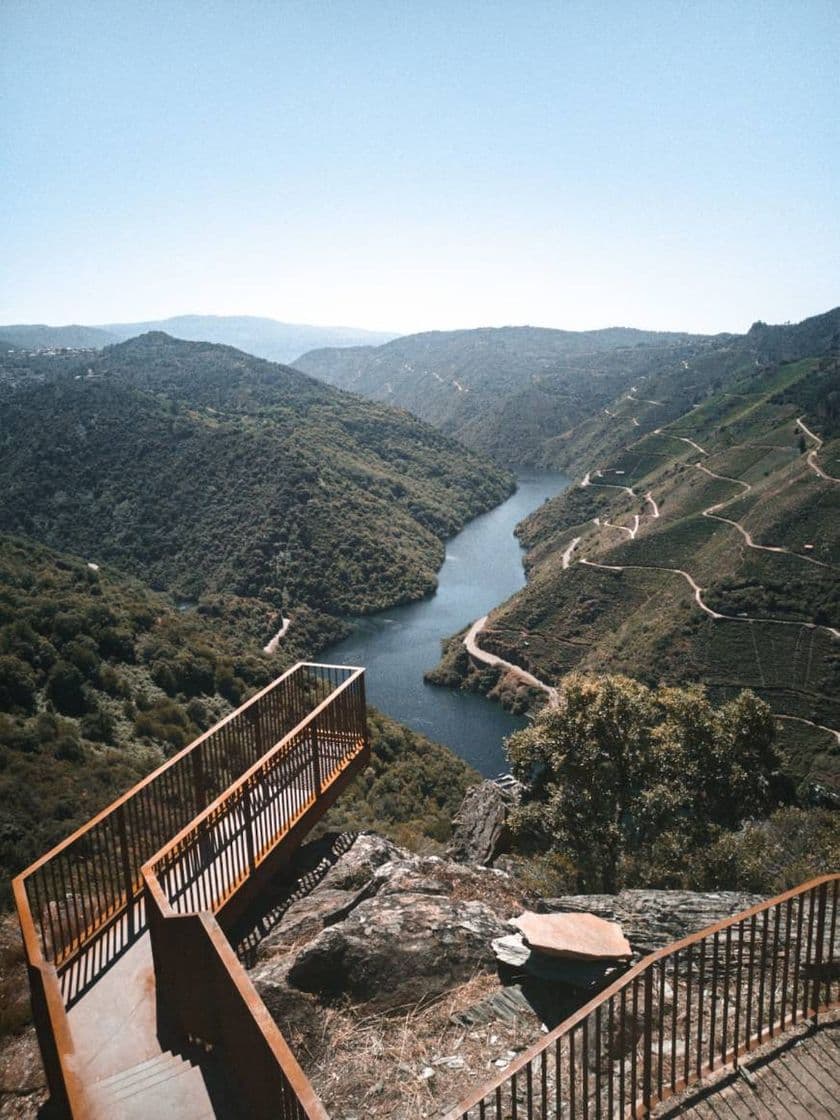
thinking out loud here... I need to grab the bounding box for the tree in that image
[0,655,37,713]
[45,660,89,716]
[506,674,781,892]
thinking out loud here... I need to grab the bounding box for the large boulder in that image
[448,779,521,866]
[250,834,526,1013]
[537,889,764,954]
[286,889,507,1007]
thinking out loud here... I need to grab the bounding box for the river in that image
[321,470,571,775]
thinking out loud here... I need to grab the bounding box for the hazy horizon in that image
[3,1,838,335]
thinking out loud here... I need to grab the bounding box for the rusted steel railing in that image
[446,874,839,1120]
[15,662,338,971]
[146,662,367,916]
[12,663,366,1120]
[142,662,368,1120]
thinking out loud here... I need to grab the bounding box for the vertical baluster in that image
[779,897,792,1030]
[630,977,638,1112]
[733,920,744,1062]
[769,904,781,1037]
[791,895,805,1025]
[683,943,693,1088]
[829,880,838,1008]
[695,940,705,1079]
[721,926,732,1064]
[581,1018,589,1120]
[670,951,679,1093]
[556,1035,563,1120]
[619,986,626,1120]
[595,1004,602,1120]
[657,958,665,1101]
[607,996,615,1118]
[540,1048,547,1119]
[756,909,770,1044]
[708,932,719,1071]
[642,968,653,1113]
[569,1027,576,1120]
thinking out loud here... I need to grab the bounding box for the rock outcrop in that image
[448,779,521,866]
[250,832,526,1013]
[513,910,632,961]
[537,889,764,953]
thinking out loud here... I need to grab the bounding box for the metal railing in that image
[146,663,367,916]
[12,663,367,1120]
[142,662,368,1120]
[16,662,343,970]
[446,874,839,1120]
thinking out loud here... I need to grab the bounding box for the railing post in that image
[642,966,654,1114]
[116,804,135,938]
[811,882,828,1022]
[192,749,207,814]
[242,785,256,874]
[312,722,322,796]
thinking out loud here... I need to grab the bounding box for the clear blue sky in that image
[2,1,838,334]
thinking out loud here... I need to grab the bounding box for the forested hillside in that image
[294,325,721,463]
[433,335,840,797]
[0,333,513,650]
[296,311,840,468]
[0,534,476,901]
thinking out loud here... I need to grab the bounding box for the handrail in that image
[14,661,343,971]
[140,663,369,1120]
[12,663,366,1120]
[446,873,839,1119]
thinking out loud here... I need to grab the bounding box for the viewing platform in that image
[14,662,369,1120]
[13,659,839,1119]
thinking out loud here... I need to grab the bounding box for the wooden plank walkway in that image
[655,1014,840,1119]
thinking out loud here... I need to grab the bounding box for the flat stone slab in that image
[492,934,623,989]
[513,910,632,961]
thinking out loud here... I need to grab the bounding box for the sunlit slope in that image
[0,333,513,647]
[474,354,840,793]
[295,325,719,464]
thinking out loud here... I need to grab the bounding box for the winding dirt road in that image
[798,416,840,482]
[561,537,581,569]
[263,616,291,654]
[696,463,832,570]
[464,616,558,705]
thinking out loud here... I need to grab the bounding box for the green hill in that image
[0,533,475,903]
[433,347,840,796]
[295,311,840,468]
[294,325,720,464]
[0,324,118,349]
[0,333,513,650]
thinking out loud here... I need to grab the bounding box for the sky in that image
[1,1,838,336]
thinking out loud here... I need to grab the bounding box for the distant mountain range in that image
[0,315,397,364]
[294,325,726,463]
[295,313,840,466]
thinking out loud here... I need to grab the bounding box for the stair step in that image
[94,1050,188,1089]
[92,1049,199,1103]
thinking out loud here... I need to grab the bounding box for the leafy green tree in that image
[506,674,782,892]
[0,655,37,713]
[45,660,89,716]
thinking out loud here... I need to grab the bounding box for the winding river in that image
[321,470,571,775]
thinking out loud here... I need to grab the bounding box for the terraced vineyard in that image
[445,354,840,795]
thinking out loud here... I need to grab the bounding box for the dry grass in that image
[287,969,546,1120]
